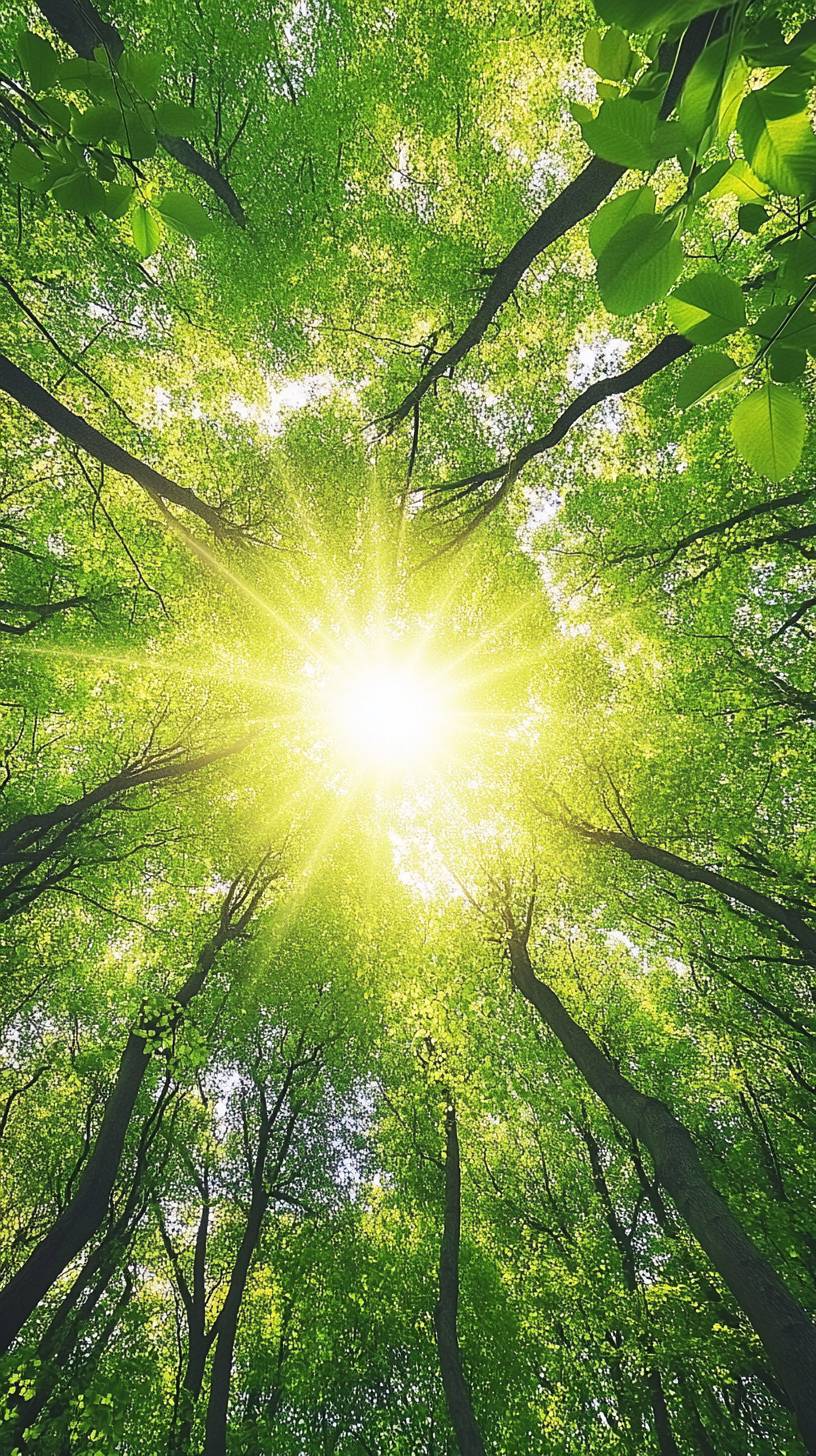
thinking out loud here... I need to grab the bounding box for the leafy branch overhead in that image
[8,28,214,254]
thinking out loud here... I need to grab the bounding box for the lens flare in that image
[326,653,452,774]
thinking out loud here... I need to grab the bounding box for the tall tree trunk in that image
[563,819,816,969]
[433,1104,486,1456]
[35,0,246,224]
[0,353,242,542]
[0,866,269,1354]
[384,10,721,425]
[505,923,816,1452]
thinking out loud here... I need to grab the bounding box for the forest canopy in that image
[1,0,816,1451]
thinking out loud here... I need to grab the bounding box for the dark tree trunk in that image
[433,1104,486,1456]
[35,0,246,224]
[0,353,241,541]
[0,736,251,921]
[385,11,720,426]
[506,927,816,1453]
[0,869,267,1353]
[565,820,816,969]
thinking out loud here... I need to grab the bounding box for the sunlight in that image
[327,654,451,773]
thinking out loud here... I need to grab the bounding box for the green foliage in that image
[1,1,815,1452]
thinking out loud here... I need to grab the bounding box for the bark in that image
[0,736,251,867]
[563,818,816,970]
[36,0,246,223]
[433,1104,486,1456]
[0,866,269,1354]
[386,12,720,426]
[648,1369,682,1456]
[202,1073,302,1456]
[424,335,692,557]
[0,352,242,541]
[505,925,816,1452]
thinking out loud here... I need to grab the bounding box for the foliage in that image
[0,0,815,1452]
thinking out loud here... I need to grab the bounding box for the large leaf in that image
[153,102,203,138]
[706,158,769,201]
[588,186,655,259]
[737,83,816,197]
[50,168,107,214]
[583,26,631,82]
[678,36,731,148]
[751,304,816,353]
[581,98,661,170]
[155,190,213,240]
[57,57,118,102]
[730,383,806,479]
[131,204,161,257]
[100,182,135,220]
[16,29,59,92]
[72,103,123,146]
[117,50,164,100]
[596,212,683,316]
[8,143,46,188]
[667,270,746,344]
[676,351,741,408]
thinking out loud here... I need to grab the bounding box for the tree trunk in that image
[0,872,264,1353]
[433,1104,486,1456]
[35,0,246,224]
[385,10,721,425]
[565,820,816,969]
[506,929,816,1453]
[0,353,240,541]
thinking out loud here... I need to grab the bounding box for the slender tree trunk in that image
[564,820,816,969]
[506,927,816,1452]
[0,869,267,1353]
[433,1104,486,1456]
[385,11,720,425]
[0,353,240,541]
[35,0,246,224]
[202,1187,267,1456]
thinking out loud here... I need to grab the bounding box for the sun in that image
[321,645,455,777]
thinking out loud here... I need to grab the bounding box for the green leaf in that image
[667,271,746,344]
[570,102,595,126]
[583,26,631,82]
[119,110,157,161]
[153,102,203,137]
[706,158,769,202]
[57,58,118,102]
[8,143,45,187]
[769,345,807,382]
[100,182,134,219]
[716,55,748,143]
[117,51,164,100]
[131,204,161,257]
[588,185,655,259]
[676,351,742,408]
[751,304,816,353]
[691,159,731,200]
[596,212,683,316]
[730,382,806,479]
[737,203,767,233]
[678,36,731,148]
[16,29,59,93]
[592,0,716,30]
[155,190,213,240]
[35,96,72,131]
[50,168,107,214]
[581,98,661,170]
[72,104,123,146]
[737,84,816,198]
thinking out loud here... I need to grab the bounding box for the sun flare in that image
[326,653,452,774]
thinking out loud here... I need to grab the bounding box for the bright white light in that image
[329,658,448,772]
